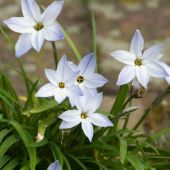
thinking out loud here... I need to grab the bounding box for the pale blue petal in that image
[79,53,96,74]
[130,29,144,56]
[81,120,93,142]
[47,160,62,170]
[15,33,32,57]
[117,65,136,86]
[43,22,64,41]
[111,50,135,65]
[142,44,164,61]
[42,1,64,26]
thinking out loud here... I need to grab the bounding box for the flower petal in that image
[43,22,64,41]
[81,120,93,142]
[35,83,56,97]
[130,29,144,56]
[111,50,135,65]
[54,89,67,104]
[79,53,96,75]
[58,110,81,122]
[59,120,80,129]
[88,92,103,113]
[21,0,41,21]
[31,31,44,52]
[136,65,149,88]
[89,113,113,127]
[42,0,64,26]
[47,160,62,170]
[56,55,77,83]
[142,44,164,62]
[15,34,32,57]
[4,17,34,33]
[145,62,168,78]
[83,73,108,88]
[116,65,136,86]
[45,69,58,85]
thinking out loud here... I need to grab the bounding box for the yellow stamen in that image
[34,22,44,31]
[81,112,88,119]
[59,82,65,88]
[77,76,84,84]
[134,58,142,66]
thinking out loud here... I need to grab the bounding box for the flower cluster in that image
[35,53,112,141]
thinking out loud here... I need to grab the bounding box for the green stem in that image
[51,42,59,68]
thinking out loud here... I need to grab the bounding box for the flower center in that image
[77,76,84,84]
[58,82,65,88]
[134,58,142,66]
[34,22,44,31]
[81,112,88,119]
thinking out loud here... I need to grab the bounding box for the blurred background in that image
[0,0,170,147]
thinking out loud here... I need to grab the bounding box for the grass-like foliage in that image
[0,1,170,170]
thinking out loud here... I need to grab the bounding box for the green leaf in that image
[126,153,144,170]
[49,142,64,166]
[0,129,11,143]
[0,155,11,169]
[0,135,18,158]
[2,158,18,170]
[9,120,37,170]
[67,154,87,170]
[119,137,127,164]
[110,84,129,116]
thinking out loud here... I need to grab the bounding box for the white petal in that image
[83,73,108,88]
[54,89,67,104]
[79,53,96,74]
[142,44,164,62]
[136,66,149,88]
[43,22,64,41]
[111,50,135,65]
[89,113,113,127]
[156,62,170,75]
[59,120,80,129]
[81,120,93,142]
[88,92,103,114]
[75,96,87,112]
[145,62,168,78]
[47,160,61,170]
[56,55,77,83]
[4,17,34,33]
[58,110,81,122]
[15,34,32,57]
[35,83,56,97]
[42,1,64,26]
[130,29,144,56]
[31,31,44,52]
[68,86,82,107]
[45,69,58,85]
[117,65,136,86]
[21,0,41,20]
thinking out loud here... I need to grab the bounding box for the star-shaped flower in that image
[111,29,168,88]
[59,92,113,142]
[35,55,82,105]
[70,53,108,94]
[4,0,64,57]
[47,160,61,170]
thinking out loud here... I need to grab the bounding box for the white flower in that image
[71,53,108,94]
[111,29,168,88]
[35,55,82,106]
[4,0,64,57]
[47,160,61,170]
[59,92,113,142]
